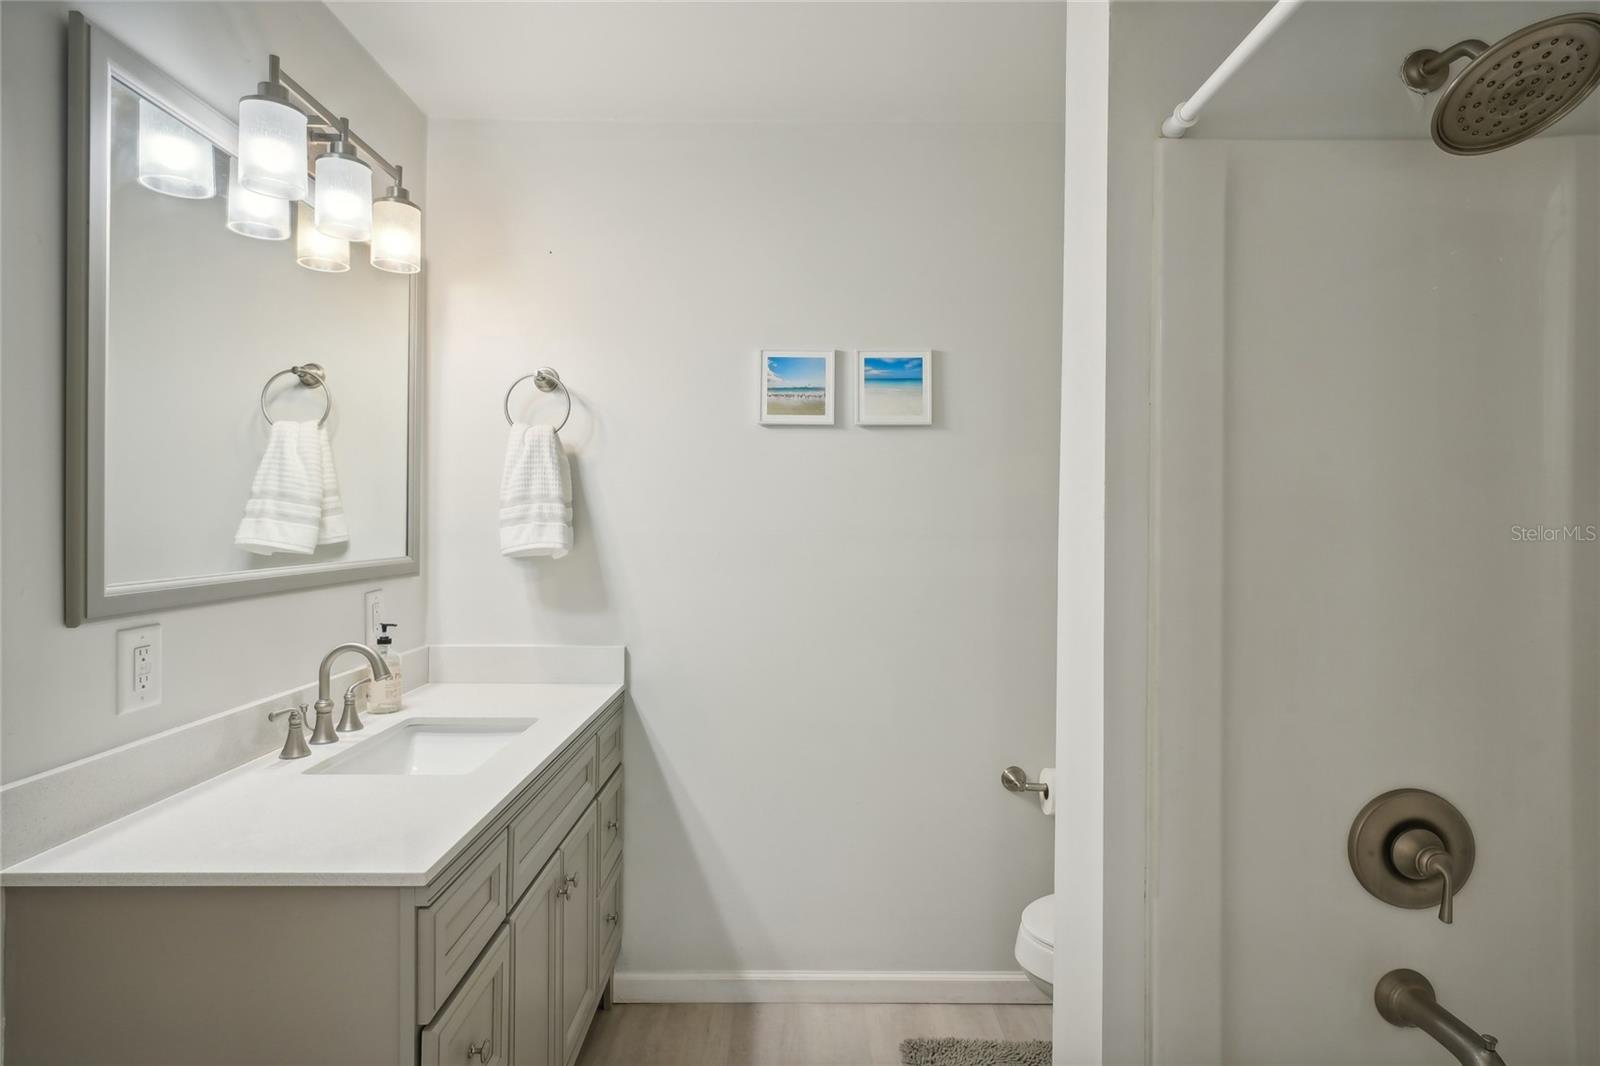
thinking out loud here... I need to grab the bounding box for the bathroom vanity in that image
[3,683,624,1066]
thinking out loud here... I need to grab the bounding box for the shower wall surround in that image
[424,119,1065,987]
[1108,4,1600,1063]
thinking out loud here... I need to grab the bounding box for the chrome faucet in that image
[310,642,392,745]
[1376,969,1506,1066]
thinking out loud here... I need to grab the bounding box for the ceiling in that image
[328,1,1068,123]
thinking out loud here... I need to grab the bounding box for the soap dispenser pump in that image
[368,622,403,714]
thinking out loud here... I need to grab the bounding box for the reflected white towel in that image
[234,420,324,555]
[317,426,348,546]
[500,423,572,558]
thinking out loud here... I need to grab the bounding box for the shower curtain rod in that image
[1161,0,1305,138]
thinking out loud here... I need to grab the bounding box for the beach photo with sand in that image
[858,353,932,424]
[761,352,834,423]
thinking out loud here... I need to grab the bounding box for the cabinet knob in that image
[605,912,618,924]
[466,1038,491,1062]
[606,820,620,832]
[566,873,579,888]
[556,884,571,900]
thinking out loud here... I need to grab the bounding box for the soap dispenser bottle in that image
[368,622,404,714]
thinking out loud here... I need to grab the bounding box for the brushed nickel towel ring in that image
[504,367,570,432]
[259,363,332,427]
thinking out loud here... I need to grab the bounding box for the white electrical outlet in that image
[116,623,162,714]
[364,588,385,647]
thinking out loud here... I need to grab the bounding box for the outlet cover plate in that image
[364,589,385,648]
[116,623,162,714]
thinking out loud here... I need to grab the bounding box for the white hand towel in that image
[317,425,349,546]
[234,420,324,555]
[500,423,572,558]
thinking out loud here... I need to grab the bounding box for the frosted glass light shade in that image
[296,202,349,272]
[137,99,215,199]
[237,96,308,200]
[225,160,290,240]
[371,194,422,274]
[313,151,373,242]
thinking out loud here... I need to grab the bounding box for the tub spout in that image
[1376,969,1506,1066]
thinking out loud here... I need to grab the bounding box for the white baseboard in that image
[613,971,1048,1005]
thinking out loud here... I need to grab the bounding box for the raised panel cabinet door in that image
[420,926,511,1066]
[596,859,623,980]
[510,856,563,1066]
[418,831,511,1019]
[598,770,623,887]
[558,805,599,1065]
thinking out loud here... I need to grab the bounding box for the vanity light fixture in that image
[313,120,373,242]
[235,54,422,273]
[225,159,290,240]
[370,170,422,274]
[136,98,215,199]
[236,62,308,201]
[295,201,349,273]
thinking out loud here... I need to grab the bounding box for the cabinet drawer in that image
[422,925,511,1066]
[511,740,596,904]
[419,831,510,1019]
[596,859,622,978]
[595,711,622,786]
[597,770,623,887]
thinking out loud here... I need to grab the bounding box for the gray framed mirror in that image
[64,13,422,626]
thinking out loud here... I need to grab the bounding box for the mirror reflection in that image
[103,77,411,590]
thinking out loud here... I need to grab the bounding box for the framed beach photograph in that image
[856,351,933,426]
[759,350,836,425]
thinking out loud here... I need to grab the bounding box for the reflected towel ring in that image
[260,364,332,427]
[504,367,570,432]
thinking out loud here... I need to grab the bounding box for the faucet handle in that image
[338,678,371,734]
[268,705,312,760]
[1392,827,1457,924]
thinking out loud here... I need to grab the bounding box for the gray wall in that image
[0,1,427,784]
[424,118,1064,973]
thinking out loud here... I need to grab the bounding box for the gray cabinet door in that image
[558,806,599,1065]
[420,926,511,1066]
[511,855,563,1066]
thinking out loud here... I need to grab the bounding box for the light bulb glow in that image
[296,201,349,272]
[226,159,290,240]
[247,139,294,177]
[313,152,372,242]
[237,95,308,201]
[137,99,215,199]
[371,194,422,274]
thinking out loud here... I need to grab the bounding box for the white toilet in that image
[1014,893,1054,999]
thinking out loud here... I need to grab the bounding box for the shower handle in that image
[1391,827,1458,925]
[1348,788,1476,924]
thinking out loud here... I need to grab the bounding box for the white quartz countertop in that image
[0,682,623,888]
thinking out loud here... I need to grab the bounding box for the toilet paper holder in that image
[1001,766,1050,798]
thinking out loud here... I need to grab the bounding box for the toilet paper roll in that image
[1039,768,1056,816]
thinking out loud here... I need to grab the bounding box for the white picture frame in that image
[856,350,933,426]
[759,349,836,425]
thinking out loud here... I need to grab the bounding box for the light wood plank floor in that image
[575,1002,1051,1066]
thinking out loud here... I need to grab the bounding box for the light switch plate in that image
[116,623,162,714]
[364,588,385,647]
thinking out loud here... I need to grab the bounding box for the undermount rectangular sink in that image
[305,718,538,776]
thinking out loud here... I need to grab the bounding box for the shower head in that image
[1401,13,1600,155]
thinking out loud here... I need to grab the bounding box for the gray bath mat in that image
[899,1037,1052,1066]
